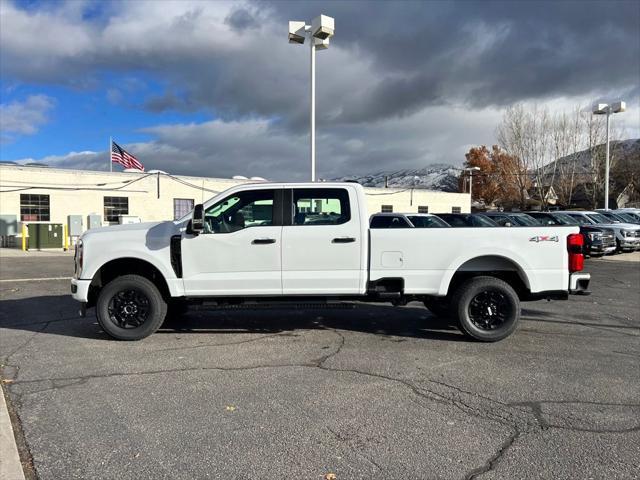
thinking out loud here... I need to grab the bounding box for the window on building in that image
[104,196,129,223]
[292,188,351,225]
[451,206,461,214]
[173,198,194,220]
[418,206,429,213]
[20,194,50,221]
[381,205,393,213]
[204,189,275,233]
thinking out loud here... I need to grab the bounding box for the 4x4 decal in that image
[529,235,559,243]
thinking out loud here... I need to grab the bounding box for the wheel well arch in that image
[446,255,530,299]
[88,257,171,306]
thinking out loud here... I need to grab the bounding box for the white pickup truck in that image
[71,182,590,342]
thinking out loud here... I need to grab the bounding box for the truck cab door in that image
[281,187,363,295]
[181,188,283,296]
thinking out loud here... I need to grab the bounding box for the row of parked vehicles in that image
[370,208,640,256]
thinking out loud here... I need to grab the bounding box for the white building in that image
[0,164,469,245]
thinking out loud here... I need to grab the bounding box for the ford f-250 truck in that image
[71,182,590,342]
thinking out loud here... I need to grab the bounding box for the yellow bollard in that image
[63,224,69,251]
[22,224,27,251]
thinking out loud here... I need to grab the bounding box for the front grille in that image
[601,232,615,248]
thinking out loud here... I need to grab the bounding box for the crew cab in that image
[71,182,590,342]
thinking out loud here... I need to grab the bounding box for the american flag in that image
[111,141,144,171]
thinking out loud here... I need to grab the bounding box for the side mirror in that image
[191,204,204,234]
[504,222,512,227]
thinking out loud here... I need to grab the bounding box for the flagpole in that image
[109,137,113,172]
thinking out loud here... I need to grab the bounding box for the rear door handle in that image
[252,238,276,245]
[332,237,356,244]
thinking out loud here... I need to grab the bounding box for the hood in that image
[595,222,640,230]
[80,221,179,240]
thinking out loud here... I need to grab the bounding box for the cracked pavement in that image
[1,255,638,479]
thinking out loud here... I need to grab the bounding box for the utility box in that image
[27,223,63,249]
[87,214,102,229]
[68,215,83,236]
[0,214,18,247]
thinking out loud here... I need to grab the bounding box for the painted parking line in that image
[0,277,70,283]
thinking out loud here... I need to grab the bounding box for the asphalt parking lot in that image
[1,251,639,480]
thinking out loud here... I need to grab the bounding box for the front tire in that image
[452,276,520,342]
[96,275,167,340]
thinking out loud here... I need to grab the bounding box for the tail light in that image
[567,233,584,272]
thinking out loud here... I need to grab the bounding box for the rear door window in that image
[291,188,351,225]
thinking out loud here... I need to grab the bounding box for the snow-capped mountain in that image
[334,164,462,192]
[541,138,639,177]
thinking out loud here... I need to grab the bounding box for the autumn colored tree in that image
[461,145,521,207]
[461,146,500,205]
[491,145,524,207]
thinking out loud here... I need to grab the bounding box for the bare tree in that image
[583,113,606,209]
[550,107,584,206]
[496,105,533,209]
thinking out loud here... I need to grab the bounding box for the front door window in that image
[204,190,275,233]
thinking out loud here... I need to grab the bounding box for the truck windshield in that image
[586,213,613,224]
[552,213,579,225]
[617,212,639,223]
[509,214,539,226]
[567,214,591,225]
[471,215,498,227]
[601,212,625,222]
[407,215,449,228]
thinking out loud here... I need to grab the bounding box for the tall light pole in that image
[289,15,335,182]
[592,101,625,209]
[464,166,481,203]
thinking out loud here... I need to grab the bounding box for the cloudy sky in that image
[0,0,638,181]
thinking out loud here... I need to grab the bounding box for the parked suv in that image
[557,211,640,252]
[599,210,640,225]
[434,213,498,227]
[614,211,640,224]
[479,212,540,227]
[527,211,616,257]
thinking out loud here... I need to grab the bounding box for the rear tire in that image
[96,274,167,340]
[452,276,520,342]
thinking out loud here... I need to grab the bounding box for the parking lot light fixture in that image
[464,166,481,201]
[592,101,626,210]
[288,15,335,182]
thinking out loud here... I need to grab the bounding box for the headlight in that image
[587,232,601,241]
[75,239,83,272]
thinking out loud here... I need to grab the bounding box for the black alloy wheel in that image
[107,289,151,329]
[96,274,167,340]
[467,290,512,331]
[452,276,520,342]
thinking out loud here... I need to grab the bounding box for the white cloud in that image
[0,1,637,177]
[0,94,55,143]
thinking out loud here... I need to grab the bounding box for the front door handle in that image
[332,237,356,244]
[252,238,276,245]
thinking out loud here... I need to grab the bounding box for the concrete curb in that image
[0,386,25,480]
